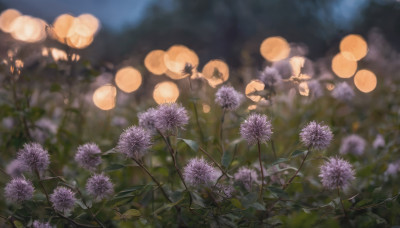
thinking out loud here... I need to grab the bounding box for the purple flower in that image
[331,82,354,102]
[117,126,152,160]
[373,134,385,149]
[215,85,243,110]
[183,157,219,188]
[240,113,273,145]
[6,159,28,178]
[17,143,50,172]
[50,187,76,213]
[33,221,52,228]
[138,107,158,133]
[340,134,366,156]
[385,162,399,176]
[4,178,34,203]
[233,167,259,191]
[319,157,355,189]
[86,173,114,201]
[307,80,323,98]
[154,103,189,134]
[74,143,102,171]
[259,66,281,87]
[300,121,333,150]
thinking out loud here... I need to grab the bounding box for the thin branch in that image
[258,141,265,200]
[199,146,229,177]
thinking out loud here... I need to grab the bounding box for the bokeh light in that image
[8,15,47,43]
[298,82,309,96]
[202,103,210,113]
[0,9,21,33]
[260,36,290,62]
[164,45,198,79]
[202,59,229,87]
[354,69,377,93]
[93,84,117,110]
[331,53,357,78]
[245,79,265,102]
[115,67,142,93]
[144,50,167,75]
[53,14,75,41]
[248,105,257,110]
[340,34,368,61]
[153,81,180,104]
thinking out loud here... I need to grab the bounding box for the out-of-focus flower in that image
[33,221,52,228]
[74,143,102,171]
[4,178,34,204]
[340,134,366,156]
[117,126,152,160]
[183,157,219,188]
[138,107,158,133]
[240,113,273,145]
[300,121,333,150]
[111,116,128,127]
[215,85,243,110]
[385,162,399,176]
[6,159,28,177]
[259,66,281,88]
[319,157,355,189]
[30,118,58,144]
[50,187,76,213]
[373,134,385,149]
[331,82,354,102]
[233,167,259,191]
[154,103,189,134]
[86,173,113,201]
[17,143,50,173]
[307,80,323,98]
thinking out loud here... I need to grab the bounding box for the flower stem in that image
[219,109,226,155]
[282,149,310,190]
[257,141,265,200]
[75,187,106,228]
[199,146,229,177]
[337,186,348,220]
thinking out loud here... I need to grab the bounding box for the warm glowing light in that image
[202,103,211,113]
[76,14,100,36]
[245,79,265,102]
[115,67,142,93]
[66,32,93,49]
[202,59,229,87]
[290,56,305,77]
[340,34,368,61]
[15,59,24,69]
[164,45,198,79]
[153,81,180,104]
[331,53,357,78]
[9,16,47,43]
[354,69,377,93]
[144,50,167,75]
[298,82,309,96]
[248,105,257,110]
[93,84,117,110]
[326,83,335,91]
[53,14,75,41]
[0,9,21,33]
[260,36,290,62]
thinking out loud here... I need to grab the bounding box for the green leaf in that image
[271,158,288,166]
[230,198,243,209]
[179,138,199,152]
[291,150,307,158]
[103,148,117,155]
[154,197,185,215]
[104,164,125,172]
[221,149,233,168]
[250,202,266,211]
[121,209,141,219]
[50,83,62,92]
[267,186,288,198]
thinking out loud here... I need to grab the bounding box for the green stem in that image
[219,109,226,155]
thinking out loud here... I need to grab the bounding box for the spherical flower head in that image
[340,134,366,156]
[117,126,152,160]
[319,157,355,189]
[50,186,76,213]
[4,178,34,204]
[300,121,333,150]
[215,85,243,111]
[307,80,323,98]
[154,103,189,134]
[332,82,354,102]
[74,143,102,171]
[138,107,158,133]
[33,221,52,228]
[86,173,114,201]
[373,134,385,149]
[259,66,281,87]
[6,159,28,178]
[17,143,50,172]
[183,157,219,188]
[234,167,259,191]
[240,113,273,145]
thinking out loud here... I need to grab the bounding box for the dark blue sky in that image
[3,0,155,30]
